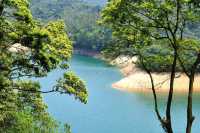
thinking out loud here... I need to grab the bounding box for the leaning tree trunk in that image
[186,73,195,133]
[186,54,200,133]
[140,57,169,132]
[141,59,162,120]
[165,50,178,133]
[0,0,5,16]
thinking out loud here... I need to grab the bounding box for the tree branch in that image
[13,86,67,94]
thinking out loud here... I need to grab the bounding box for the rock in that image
[8,43,29,53]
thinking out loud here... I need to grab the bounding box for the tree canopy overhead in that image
[0,0,87,132]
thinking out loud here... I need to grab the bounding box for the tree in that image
[0,0,87,132]
[100,0,200,133]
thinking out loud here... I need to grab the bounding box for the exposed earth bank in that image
[111,55,200,93]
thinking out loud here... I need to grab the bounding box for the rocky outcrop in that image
[8,43,29,53]
[110,55,138,76]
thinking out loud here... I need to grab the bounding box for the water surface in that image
[39,55,200,133]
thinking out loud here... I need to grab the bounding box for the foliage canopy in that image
[0,0,87,132]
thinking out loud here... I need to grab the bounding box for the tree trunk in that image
[141,59,162,120]
[186,54,200,133]
[165,51,177,133]
[140,58,168,132]
[186,73,195,133]
[0,0,4,16]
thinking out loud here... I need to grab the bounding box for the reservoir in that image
[39,54,200,133]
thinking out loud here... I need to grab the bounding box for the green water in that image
[39,54,200,133]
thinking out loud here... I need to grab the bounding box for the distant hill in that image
[31,0,111,51]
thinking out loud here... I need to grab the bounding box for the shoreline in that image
[73,52,200,93]
[110,55,200,93]
[112,72,200,93]
[73,48,100,58]
[73,48,112,63]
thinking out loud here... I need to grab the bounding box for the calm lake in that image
[39,54,200,133]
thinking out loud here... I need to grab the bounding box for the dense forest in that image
[31,0,111,52]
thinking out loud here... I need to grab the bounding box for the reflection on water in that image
[38,55,200,133]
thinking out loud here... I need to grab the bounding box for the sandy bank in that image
[111,55,200,93]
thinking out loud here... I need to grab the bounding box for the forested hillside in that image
[31,0,111,52]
